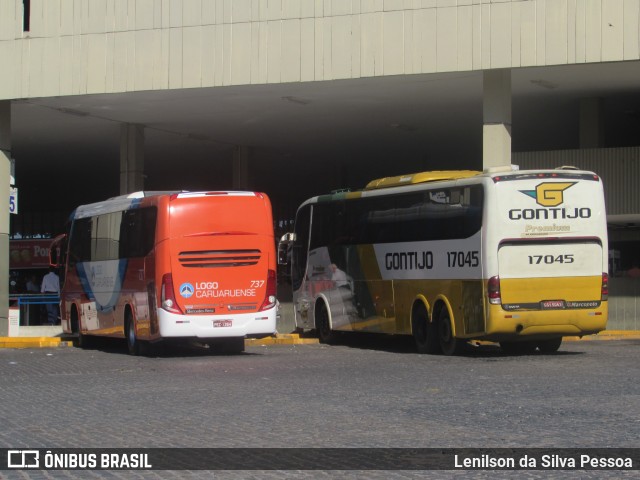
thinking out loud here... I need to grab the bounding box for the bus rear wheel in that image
[412,304,439,354]
[316,302,334,344]
[437,307,464,356]
[537,337,562,353]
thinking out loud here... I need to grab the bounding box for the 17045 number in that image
[528,254,574,264]
[447,251,479,268]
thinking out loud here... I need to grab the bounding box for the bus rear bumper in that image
[480,303,608,342]
[157,307,277,340]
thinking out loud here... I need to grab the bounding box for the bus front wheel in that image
[437,307,464,356]
[125,311,140,356]
[537,337,562,353]
[316,302,334,344]
[72,307,91,349]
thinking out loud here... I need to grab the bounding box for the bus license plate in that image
[213,320,233,328]
[541,300,565,309]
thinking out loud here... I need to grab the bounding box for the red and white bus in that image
[50,191,277,354]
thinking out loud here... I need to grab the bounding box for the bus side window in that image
[120,211,135,258]
[119,207,158,258]
[93,212,122,261]
[68,218,92,267]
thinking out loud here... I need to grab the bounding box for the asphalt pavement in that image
[0,335,638,479]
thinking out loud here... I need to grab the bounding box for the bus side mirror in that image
[49,234,66,268]
[277,233,295,265]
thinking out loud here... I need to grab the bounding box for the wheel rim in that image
[439,314,452,345]
[438,308,461,355]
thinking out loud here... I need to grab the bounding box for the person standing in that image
[41,267,60,325]
[26,274,39,293]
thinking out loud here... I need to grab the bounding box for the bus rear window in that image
[169,196,270,237]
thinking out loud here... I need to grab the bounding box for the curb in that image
[564,330,640,341]
[0,337,74,349]
[245,333,319,346]
[0,333,318,349]
[0,331,636,349]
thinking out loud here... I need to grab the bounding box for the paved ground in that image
[0,335,638,479]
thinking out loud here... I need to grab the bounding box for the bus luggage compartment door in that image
[497,241,604,311]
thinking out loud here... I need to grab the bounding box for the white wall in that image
[1,0,639,100]
[514,146,640,216]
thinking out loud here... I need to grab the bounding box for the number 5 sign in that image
[9,187,17,214]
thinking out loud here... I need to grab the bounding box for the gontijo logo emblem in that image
[519,182,575,207]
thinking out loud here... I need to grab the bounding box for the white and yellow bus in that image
[278,167,608,355]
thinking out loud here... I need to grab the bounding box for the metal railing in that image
[9,294,60,326]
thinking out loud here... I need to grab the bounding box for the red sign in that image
[9,239,53,269]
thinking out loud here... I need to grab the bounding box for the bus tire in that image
[72,307,91,349]
[316,301,334,344]
[437,307,464,356]
[215,337,245,354]
[412,304,439,354]
[77,330,91,349]
[537,337,562,353]
[500,341,536,355]
[125,310,140,356]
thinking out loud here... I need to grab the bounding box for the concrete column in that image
[232,146,250,190]
[120,124,145,194]
[579,98,605,148]
[483,69,512,169]
[0,101,11,335]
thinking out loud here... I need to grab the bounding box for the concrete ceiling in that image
[10,60,640,227]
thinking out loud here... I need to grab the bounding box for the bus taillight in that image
[601,272,609,301]
[161,273,183,314]
[488,276,501,304]
[259,269,277,311]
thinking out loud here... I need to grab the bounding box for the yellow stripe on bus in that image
[500,276,602,304]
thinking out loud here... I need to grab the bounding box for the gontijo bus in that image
[50,191,277,354]
[278,167,608,355]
